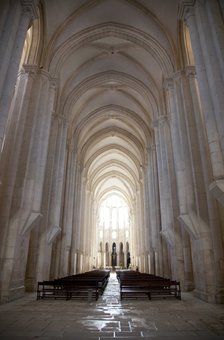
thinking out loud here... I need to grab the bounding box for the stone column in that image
[0,65,56,302]
[82,187,91,272]
[60,146,77,276]
[155,112,185,282]
[186,67,224,303]
[139,175,148,270]
[0,0,38,152]
[181,227,194,291]
[129,209,136,267]
[146,144,163,275]
[166,65,224,302]
[19,67,57,233]
[79,172,87,253]
[179,0,224,205]
[88,192,95,269]
[0,66,37,260]
[154,115,176,278]
[197,0,224,152]
[142,165,151,271]
[135,188,143,268]
[47,115,67,245]
[164,73,197,289]
[43,114,68,279]
[206,0,224,76]
[164,77,187,215]
[71,162,83,273]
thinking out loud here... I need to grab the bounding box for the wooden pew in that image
[117,270,181,300]
[37,269,109,301]
[120,279,151,300]
[37,281,65,300]
[119,278,181,300]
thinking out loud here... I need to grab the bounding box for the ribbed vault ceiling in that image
[42,0,179,211]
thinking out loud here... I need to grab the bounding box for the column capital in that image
[21,65,57,83]
[21,0,39,20]
[178,0,196,23]
[21,64,38,75]
[52,113,68,125]
[185,65,196,78]
[67,142,77,154]
[49,77,58,89]
[163,77,174,90]
[173,70,186,81]
[147,144,156,153]
[152,115,169,128]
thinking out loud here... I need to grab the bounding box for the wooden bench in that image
[120,280,151,300]
[119,277,181,300]
[58,271,109,295]
[37,279,100,301]
[37,281,65,300]
[147,280,181,300]
[37,269,110,301]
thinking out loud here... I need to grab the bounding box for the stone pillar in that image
[47,115,67,243]
[79,172,87,255]
[135,188,143,269]
[164,73,197,289]
[207,0,224,76]
[71,161,82,273]
[146,144,163,275]
[82,187,91,272]
[0,0,38,152]
[88,192,96,268]
[154,115,176,278]
[0,66,37,259]
[43,114,68,279]
[197,0,224,152]
[181,227,194,291]
[185,67,224,302]
[139,176,148,270]
[166,66,224,301]
[19,66,57,232]
[179,0,224,205]
[142,165,151,268]
[0,65,56,302]
[60,146,77,276]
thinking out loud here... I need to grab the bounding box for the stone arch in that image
[62,70,159,122]
[47,22,175,77]
[79,127,145,169]
[69,104,152,147]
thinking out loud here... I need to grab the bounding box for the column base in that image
[0,286,25,304]
[193,288,224,304]
[182,280,194,292]
[193,288,209,302]
[25,278,36,292]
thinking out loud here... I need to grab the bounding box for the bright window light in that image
[112,231,117,239]
[99,194,129,230]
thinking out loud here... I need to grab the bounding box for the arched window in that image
[19,5,43,70]
[19,26,33,70]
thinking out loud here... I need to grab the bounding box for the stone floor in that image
[0,272,224,339]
